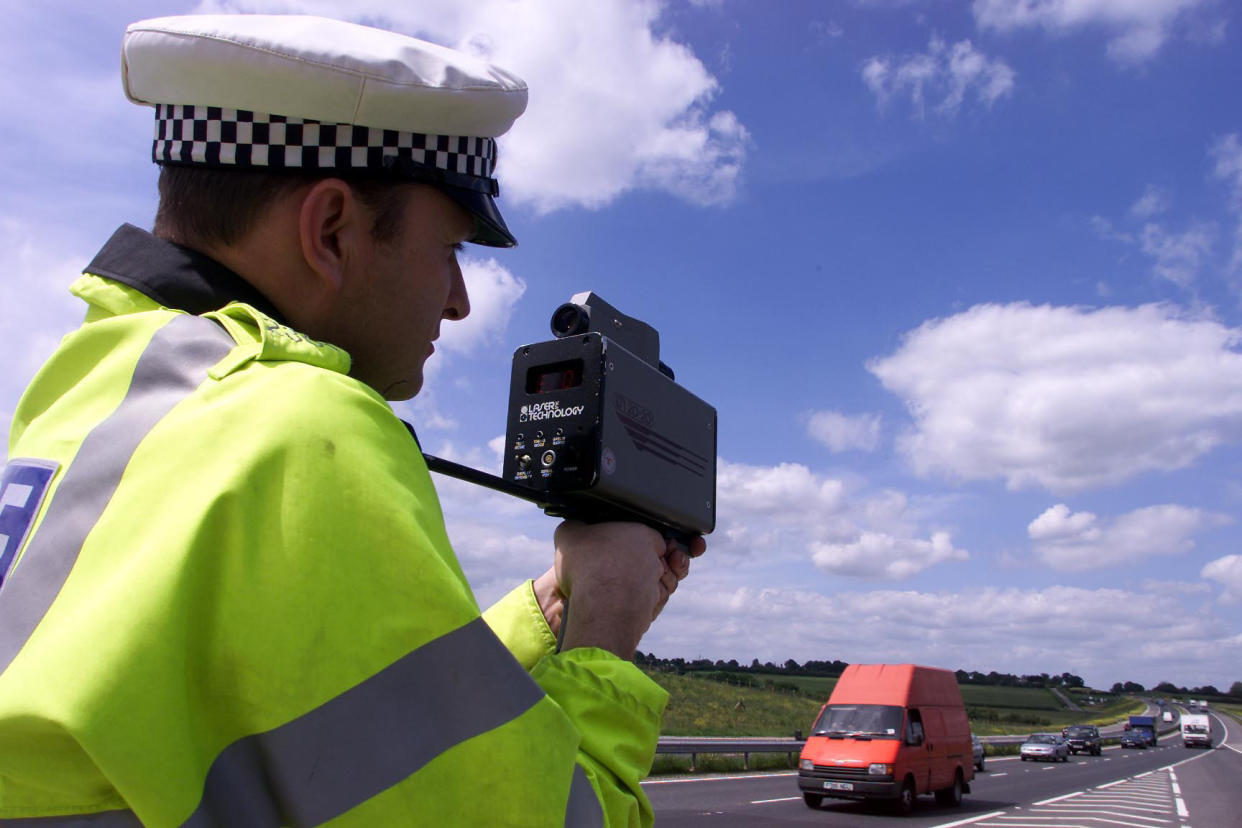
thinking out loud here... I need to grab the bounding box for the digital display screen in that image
[527,359,584,394]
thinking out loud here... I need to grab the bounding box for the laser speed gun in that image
[423,292,716,548]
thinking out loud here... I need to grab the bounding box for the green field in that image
[959,685,1061,709]
[648,671,824,738]
[649,670,1144,738]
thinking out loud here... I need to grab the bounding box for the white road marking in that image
[750,796,801,804]
[925,810,1007,827]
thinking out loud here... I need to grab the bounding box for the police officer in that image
[0,14,701,826]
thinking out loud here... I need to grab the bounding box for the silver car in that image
[971,733,986,771]
[1020,733,1069,762]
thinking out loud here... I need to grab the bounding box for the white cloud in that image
[1094,139,1242,289]
[1130,185,1169,219]
[195,0,749,214]
[1139,221,1216,287]
[972,0,1213,63]
[810,20,845,43]
[1090,215,1134,244]
[811,530,966,579]
[0,220,92,442]
[806,410,883,453]
[1212,135,1242,201]
[1210,133,1242,271]
[719,460,847,522]
[716,460,964,580]
[869,302,1242,493]
[862,35,1015,118]
[1028,502,1228,570]
[644,580,1242,690]
[1201,554,1242,604]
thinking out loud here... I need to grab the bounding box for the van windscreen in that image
[811,704,904,739]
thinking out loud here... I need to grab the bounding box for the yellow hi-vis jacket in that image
[0,226,668,826]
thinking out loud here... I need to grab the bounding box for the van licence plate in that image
[823,781,853,791]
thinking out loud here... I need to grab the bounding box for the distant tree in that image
[1110,682,1125,694]
[784,659,801,673]
[1154,681,1179,693]
[750,658,761,671]
[1122,681,1145,693]
[1229,681,1242,699]
[1061,672,1085,688]
[1192,685,1220,697]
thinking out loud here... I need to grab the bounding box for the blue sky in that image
[3,0,1242,691]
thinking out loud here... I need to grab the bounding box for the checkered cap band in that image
[153,104,496,179]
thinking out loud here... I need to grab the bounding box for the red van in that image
[797,663,973,815]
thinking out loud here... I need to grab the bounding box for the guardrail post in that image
[743,752,750,771]
[690,752,697,772]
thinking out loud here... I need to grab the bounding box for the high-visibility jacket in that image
[0,225,668,826]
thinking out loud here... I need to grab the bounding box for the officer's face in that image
[344,185,473,400]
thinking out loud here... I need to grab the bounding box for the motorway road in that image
[645,710,1242,826]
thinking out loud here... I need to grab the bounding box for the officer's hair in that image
[154,165,410,249]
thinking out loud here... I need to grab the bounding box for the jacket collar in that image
[85,224,286,324]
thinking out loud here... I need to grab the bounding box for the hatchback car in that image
[1020,733,1069,762]
[1120,730,1147,749]
[971,734,985,771]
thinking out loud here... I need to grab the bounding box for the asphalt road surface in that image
[645,711,1242,826]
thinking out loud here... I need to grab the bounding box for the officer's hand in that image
[553,521,668,659]
[532,566,565,636]
[655,534,704,618]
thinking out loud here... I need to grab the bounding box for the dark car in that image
[1120,730,1147,749]
[1063,724,1102,756]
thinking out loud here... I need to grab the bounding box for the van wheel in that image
[802,793,823,809]
[935,771,963,807]
[892,778,916,816]
[976,755,985,772]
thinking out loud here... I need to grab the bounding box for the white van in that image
[1181,713,1211,748]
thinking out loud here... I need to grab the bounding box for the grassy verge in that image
[651,752,799,775]
[646,670,823,738]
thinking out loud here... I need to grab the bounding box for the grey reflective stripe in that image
[0,809,142,826]
[0,314,235,674]
[564,766,604,828]
[182,616,546,827]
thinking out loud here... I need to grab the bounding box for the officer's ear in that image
[297,178,368,294]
